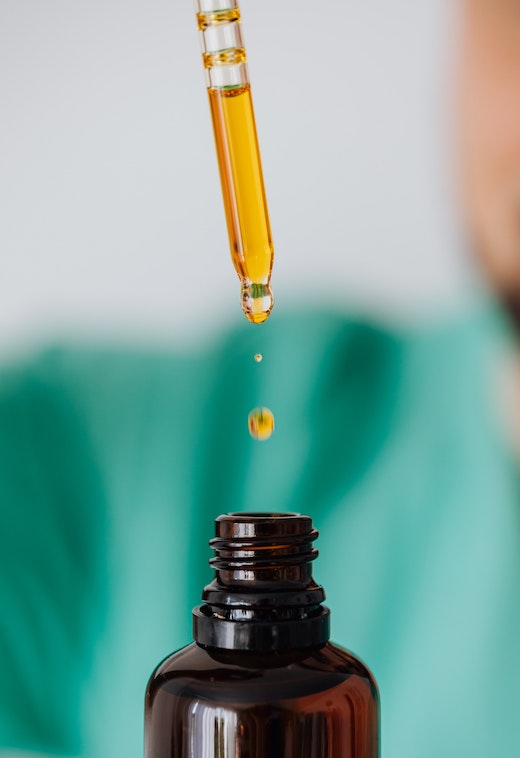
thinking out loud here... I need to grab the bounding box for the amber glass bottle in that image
[144,513,379,757]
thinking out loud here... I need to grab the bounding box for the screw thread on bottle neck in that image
[210,512,318,588]
[193,513,330,652]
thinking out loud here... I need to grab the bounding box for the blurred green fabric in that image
[1,302,519,758]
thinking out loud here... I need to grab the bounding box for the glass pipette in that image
[195,0,274,324]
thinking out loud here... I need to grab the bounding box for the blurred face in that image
[459,0,520,296]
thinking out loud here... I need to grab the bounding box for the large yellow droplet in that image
[248,407,275,441]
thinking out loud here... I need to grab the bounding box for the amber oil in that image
[208,84,274,324]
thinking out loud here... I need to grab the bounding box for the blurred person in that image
[1,1,520,758]
[460,0,520,318]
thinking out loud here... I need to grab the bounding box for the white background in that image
[0,0,472,354]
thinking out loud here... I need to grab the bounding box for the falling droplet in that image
[248,407,275,441]
[254,353,263,363]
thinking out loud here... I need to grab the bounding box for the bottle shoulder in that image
[147,641,378,705]
[148,641,202,680]
[322,640,379,698]
[322,641,377,677]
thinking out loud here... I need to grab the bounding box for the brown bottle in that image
[144,513,379,757]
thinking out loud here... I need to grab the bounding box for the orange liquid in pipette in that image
[208,85,274,324]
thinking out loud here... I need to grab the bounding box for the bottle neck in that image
[193,513,330,653]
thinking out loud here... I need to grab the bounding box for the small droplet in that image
[253,353,263,363]
[248,407,275,441]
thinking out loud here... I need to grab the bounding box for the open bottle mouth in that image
[210,512,319,578]
[224,512,301,519]
[193,512,330,653]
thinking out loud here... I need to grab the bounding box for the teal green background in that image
[1,302,519,757]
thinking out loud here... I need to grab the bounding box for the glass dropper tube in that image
[195,0,274,324]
